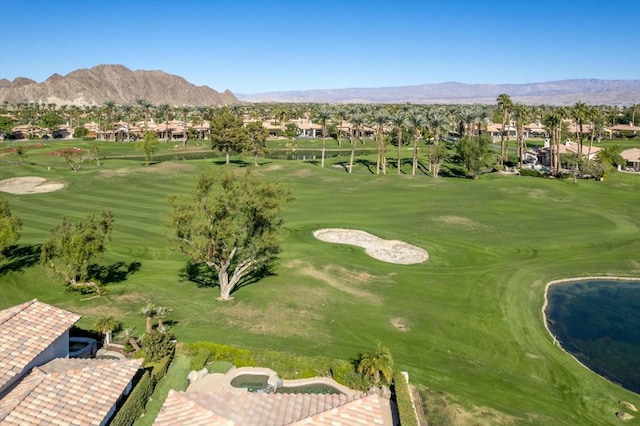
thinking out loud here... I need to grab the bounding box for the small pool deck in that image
[187,366,363,398]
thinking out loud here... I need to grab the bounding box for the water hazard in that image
[545,279,640,394]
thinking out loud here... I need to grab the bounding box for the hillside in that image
[0,64,238,107]
[237,79,640,105]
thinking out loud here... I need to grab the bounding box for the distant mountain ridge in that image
[0,64,238,106]
[237,79,640,105]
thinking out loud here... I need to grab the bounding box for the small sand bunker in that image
[0,177,65,194]
[313,228,428,265]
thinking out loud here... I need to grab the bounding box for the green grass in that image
[1,140,640,424]
[134,355,191,426]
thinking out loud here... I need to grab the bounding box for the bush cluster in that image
[393,371,419,426]
[519,168,543,178]
[190,347,210,371]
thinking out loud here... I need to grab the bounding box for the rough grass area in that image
[1,139,640,425]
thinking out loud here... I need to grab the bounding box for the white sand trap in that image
[0,176,65,194]
[313,228,428,265]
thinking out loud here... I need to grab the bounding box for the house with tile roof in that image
[621,147,640,172]
[0,299,143,425]
[154,389,392,426]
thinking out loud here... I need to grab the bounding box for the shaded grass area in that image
[133,355,191,426]
[1,140,640,424]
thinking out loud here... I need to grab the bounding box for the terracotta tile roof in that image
[154,390,389,426]
[0,299,80,392]
[621,148,640,161]
[0,358,142,425]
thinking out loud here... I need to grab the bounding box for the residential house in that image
[620,148,640,172]
[0,299,142,425]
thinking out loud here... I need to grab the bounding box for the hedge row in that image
[110,353,174,425]
[187,341,373,391]
[109,371,152,426]
[393,371,418,426]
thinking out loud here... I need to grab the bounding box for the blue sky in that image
[0,0,638,94]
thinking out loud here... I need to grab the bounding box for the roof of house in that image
[154,390,388,426]
[0,299,80,392]
[0,358,142,425]
[621,148,640,161]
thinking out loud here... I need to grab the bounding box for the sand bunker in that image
[313,228,428,265]
[0,177,65,194]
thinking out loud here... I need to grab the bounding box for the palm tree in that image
[349,113,365,173]
[136,99,152,130]
[512,104,531,168]
[92,316,119,347]
[496,93,513,167]
[155,306,172,328]
[335,107,349,147]
[390,112,406,174]
[373,110,390,174]
[140,302,156,333]
[571,102,589,158]
[316,106,332,168]
[121,327,141,351]
[357,343,394,385]
[406,109,426,175]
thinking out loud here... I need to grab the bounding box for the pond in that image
[545,279,640,394]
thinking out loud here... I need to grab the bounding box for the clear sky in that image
[0,0,638,94]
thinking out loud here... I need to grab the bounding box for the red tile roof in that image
[154,390,389,426]
[0,299,80,392]
[0,358,142,425]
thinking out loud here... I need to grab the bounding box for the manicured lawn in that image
[134,355,191,426]
[1,140,639,424]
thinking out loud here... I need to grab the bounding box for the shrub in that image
[393,371,418,426]
[188,342,254,367]
[519,168,542,178]
[142,330,174,362]
[191,347,210,371]
[206,360,234,374]
[110,370,152,426]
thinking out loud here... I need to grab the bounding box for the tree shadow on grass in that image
[0,244,41,275]
[87,261,141,285]
[179,260,275,295]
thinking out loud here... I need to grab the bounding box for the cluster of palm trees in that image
[6,98,637,176]
[91,302,171,349]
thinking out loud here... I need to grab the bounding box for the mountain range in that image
[1,64,638,106]
[0,65,238,107]
[237,80,640,105]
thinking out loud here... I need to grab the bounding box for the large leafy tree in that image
[168,171,293,301]
[0,198,22,257]
[138,131,159,165]
[455,135,492,179]
[357,343,394,385]
[245,121,269,166]
[41,210,114,294]
[210,107,247,164]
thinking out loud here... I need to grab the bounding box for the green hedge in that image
[190,347,210,371]
[110,371,152,426]
[393,371,418,426]
[150,354,173,386]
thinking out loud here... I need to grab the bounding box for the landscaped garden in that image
[1,138,639,424]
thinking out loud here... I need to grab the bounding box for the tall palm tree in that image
[357,343,394,385]
[316,106,332,168]
[92,316,119,347]
[572,102,589,157]
[496,93,513,167]
[391,112,406,174]
[373,110,390,174]
[512,104,531,168]
[406,109,426,176]
[136,99,152,130]
[140,302,156,333]
[349,113,365,173]
[335,107,349,147]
